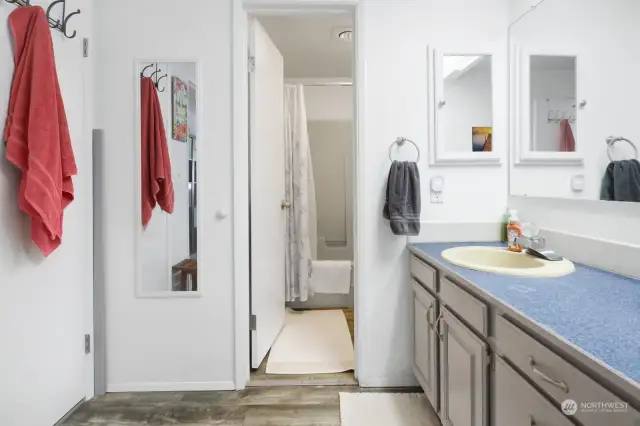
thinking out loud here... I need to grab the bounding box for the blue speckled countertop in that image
[410,242,640,387]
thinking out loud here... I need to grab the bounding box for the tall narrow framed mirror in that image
[428,49,500,166]
[135,61,200,297]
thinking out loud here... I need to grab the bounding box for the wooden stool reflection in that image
[172,259,197,291]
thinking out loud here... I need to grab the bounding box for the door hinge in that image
[250,314,257,331]
[84,334,91,354]
[83,38,89,58]
[248,55,255,73]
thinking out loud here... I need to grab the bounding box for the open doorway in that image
[248,9,357,387]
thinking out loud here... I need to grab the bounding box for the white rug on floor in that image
[265,309,354,374]
[339,393,436,426]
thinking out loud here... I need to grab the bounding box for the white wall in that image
[443,59,493,152]
[95,0,235,391]
[358,0,509,385]
[0,0,94,424]
[97,0,509,390]
[304,85,354,121]
[510,0,640,200]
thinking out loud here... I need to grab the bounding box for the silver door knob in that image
[281,200,292,210]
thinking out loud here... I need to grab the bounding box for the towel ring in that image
[606,136,638,161]
[389,137,420,162]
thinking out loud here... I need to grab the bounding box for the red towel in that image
[559,119,575,152]
[4,6,77,257]
[141,76,174,227]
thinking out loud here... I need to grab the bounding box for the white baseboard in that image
[106,381,236,392]
[541,228,640,279]
[358,375,419,388]
[409,222,502,243]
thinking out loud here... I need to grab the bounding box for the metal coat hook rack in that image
[5,0,81,39]
[141,63,168,92]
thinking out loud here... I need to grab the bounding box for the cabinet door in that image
[412,281,438,410]
[439,307,488,426]
[494,355,574,426]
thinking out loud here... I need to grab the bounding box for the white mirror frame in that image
[427,46,501,166]
[511,45,585,166]
[134,59,202,299]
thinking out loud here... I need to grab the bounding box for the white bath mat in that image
[265,310,354,374]
[339,393,436,426]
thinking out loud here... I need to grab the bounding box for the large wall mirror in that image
[136,61,199,296]
[510,0,640,201]
[429,49,500,165]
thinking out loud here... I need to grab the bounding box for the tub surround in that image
[410,241,640,419]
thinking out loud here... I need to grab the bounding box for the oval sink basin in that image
[441,246,575,278]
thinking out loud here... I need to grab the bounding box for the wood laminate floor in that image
[63,386,432,426]
[249,308,356,387]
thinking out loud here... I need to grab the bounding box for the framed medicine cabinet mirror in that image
[428,48,500,166]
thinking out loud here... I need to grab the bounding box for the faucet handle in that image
[521,222,540,239]
[529,235,546,249]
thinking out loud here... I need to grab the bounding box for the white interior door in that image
[250,19,287,369]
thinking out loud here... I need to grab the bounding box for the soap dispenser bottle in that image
[507,210,522,252]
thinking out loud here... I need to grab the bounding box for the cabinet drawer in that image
[410,255,437,292]
[494,355,574,426]
[495,314,640,426]
[440,277,488,336]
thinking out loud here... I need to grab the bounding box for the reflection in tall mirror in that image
[138,61,198,294]
[510,0,640,202]
[442,55,493,153]
[530,55,577,152]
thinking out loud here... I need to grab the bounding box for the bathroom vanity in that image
[409,242,640,426]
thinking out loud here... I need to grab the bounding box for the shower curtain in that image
[284,84,318,302]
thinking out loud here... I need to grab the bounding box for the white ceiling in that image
[257,12,353,79]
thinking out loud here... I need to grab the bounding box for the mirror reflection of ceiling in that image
[257,11,353,79]
[530,55,576,71]
[443,56,480,80]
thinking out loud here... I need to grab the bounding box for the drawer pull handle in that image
[529,357,570,393]
[426,301,434,327]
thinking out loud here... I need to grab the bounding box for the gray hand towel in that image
[383,161,421,235]
[600,159,640,202]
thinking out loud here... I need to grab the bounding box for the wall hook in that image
[156,75,168,92]
[46,0,81,39]
[140,63,168,92]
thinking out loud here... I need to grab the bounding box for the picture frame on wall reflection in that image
[172,76,189,142]
[472,127,493,152]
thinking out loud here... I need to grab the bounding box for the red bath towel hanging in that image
[140,76,174,227]
[4,6,77,257]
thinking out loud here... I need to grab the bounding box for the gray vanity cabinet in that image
[410,251,640,426]
[439,307,488,426]
[494,355,574,426]
[412,280,439,411]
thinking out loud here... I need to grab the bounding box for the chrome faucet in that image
[515,234,564,261]
[514,235,546,250]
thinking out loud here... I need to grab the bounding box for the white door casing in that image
[249,18,287,369]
